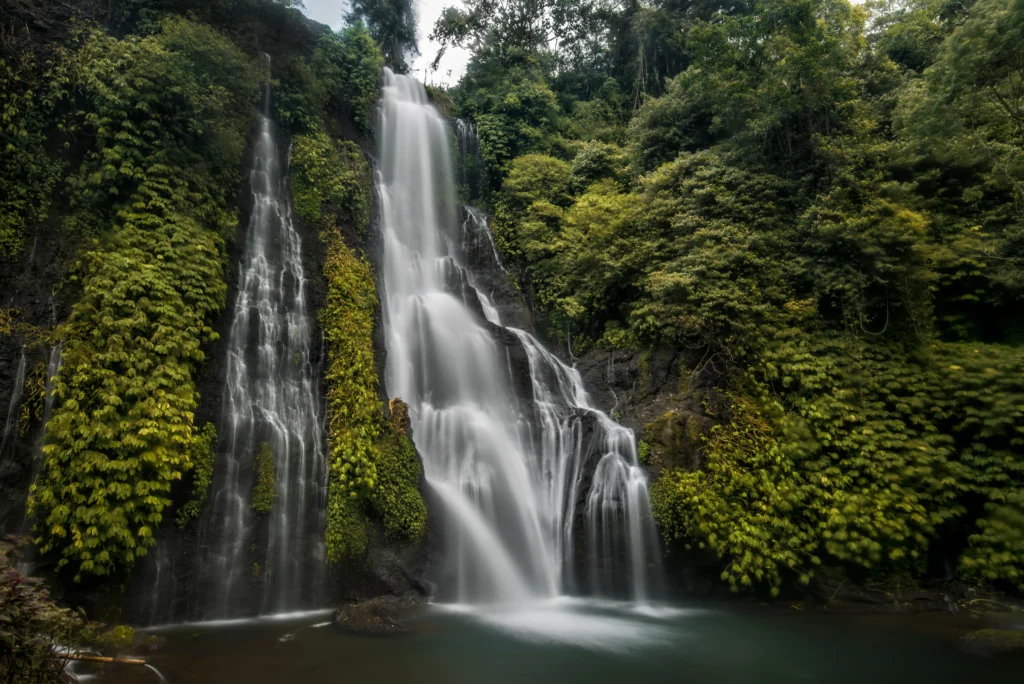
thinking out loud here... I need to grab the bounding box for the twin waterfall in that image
[140,72,658,623]
[378,70,659,604]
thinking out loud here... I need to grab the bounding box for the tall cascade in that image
[377,69,660,606]
[197,90,326,618]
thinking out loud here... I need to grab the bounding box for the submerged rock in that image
[959,628,1024,656]
[331,593,423,636]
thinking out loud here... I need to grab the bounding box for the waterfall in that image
[0,349,27,458]
[198,95,326,618]
[454,118,483,200]
[377,69,660,607]
[15,344,62,574]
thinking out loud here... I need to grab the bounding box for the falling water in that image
[377,69,659,609]
[454,118,484,200]
[199,90,326,618]
[15,344,63,574]
[0,349,27,458]
[41,345,62,424]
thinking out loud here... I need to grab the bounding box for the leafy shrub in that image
[311,25,384,134]
[0,537,82,682]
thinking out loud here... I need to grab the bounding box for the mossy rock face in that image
[91,625,166,655]
[960,628,1024,656]
[644,409,710,472]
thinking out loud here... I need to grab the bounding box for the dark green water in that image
[91,600,1022,684]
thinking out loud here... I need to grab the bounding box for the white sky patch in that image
[300,0,470,86]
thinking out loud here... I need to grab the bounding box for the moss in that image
[176,423,218,528]
[95,625,135,651]
[251,441,276,515]
[637,349,651,390]
[291,131,371,230]
[961,629,1024,655]
[329,494,370,559]
[637,439,652,466]
[370,400,427,543]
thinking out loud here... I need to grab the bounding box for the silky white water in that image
[377,69,659,615]
[200,105,326,617]
[0,348,26,459]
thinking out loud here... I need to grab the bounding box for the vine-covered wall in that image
[16,18,262,581]
[290,121,427,565]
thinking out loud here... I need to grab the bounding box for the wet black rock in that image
[331,593,424,636]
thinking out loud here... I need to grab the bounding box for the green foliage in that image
[311,25,385,133]
[653,334,1024,592]
[637,439,652,467]
[94,624,136,651]
[0,538,83,683]
[447,0,1024,591]
[62,18,259,238]
[273,24,383,134]
[291,131,371,230]
[369,403,427,543]
[176,423,218,528]
[328,495,370,560]
[492,153,572,273]
[0,54,64,258]
[652,397,817,594]
[321,230,380,561]
[316,196,425,558]
[961,491,1024,591]
[251,442,276,515]
[28,18,259,580]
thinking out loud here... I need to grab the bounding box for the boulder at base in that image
[332,593,424,636]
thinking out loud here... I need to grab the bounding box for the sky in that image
[300,0,471,86]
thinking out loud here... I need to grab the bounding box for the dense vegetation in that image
[2,0,1020,620]
[0,537,82,682]
[437,0,1024,594]
[20,16,261,581]
[290,114,426,563]
[0,0,411,585]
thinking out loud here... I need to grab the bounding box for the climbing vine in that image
[370,400,427,543]
[0,51,64,259]
[176,423,218,528]
[27,18,260,580]
[320,229,380,562]
[290,131,371,230]
[299,130,427,561]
